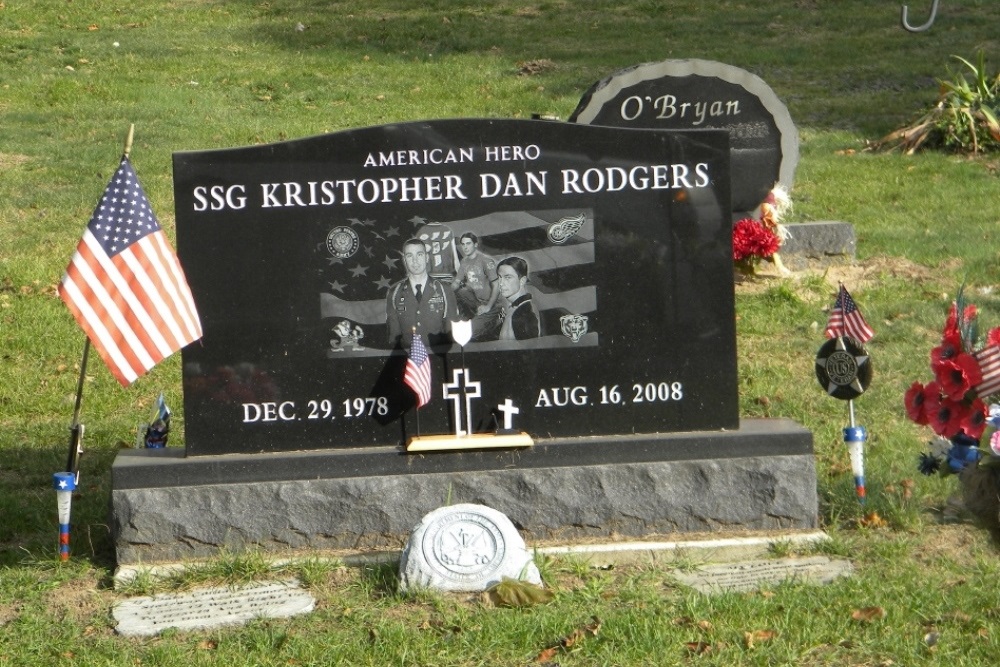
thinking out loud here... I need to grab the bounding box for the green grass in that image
[3,0,1000,664]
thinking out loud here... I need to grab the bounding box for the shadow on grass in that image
[0,439,118,571]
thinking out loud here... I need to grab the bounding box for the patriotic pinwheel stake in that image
[816,284,875,503]
[53,472,76,561]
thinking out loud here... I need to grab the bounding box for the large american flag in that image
[404,332,432,407]
[59,157,202,386]
[825,284,874,343]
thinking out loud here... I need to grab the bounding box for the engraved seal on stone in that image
[399,503,542,593]
[326,226,360,259]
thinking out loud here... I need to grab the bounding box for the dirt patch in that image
[736,255,935,295]
[0,153,31,170]
[44,570,110,627]
[914,521,998,570]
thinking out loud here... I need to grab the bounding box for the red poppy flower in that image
[943,303,959,338]
[960,398,988,440]
[904,381,930,425]
[927,393,965,438]
[943,303,977,339]
[931,329,962,366]
[932,352,983,401]
[988,328,1000,348]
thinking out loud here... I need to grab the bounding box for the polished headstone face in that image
[570,59,798,214]
[173,119,736,455]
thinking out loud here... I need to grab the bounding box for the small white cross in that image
[497,399,520,431]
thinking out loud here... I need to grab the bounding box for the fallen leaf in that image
[684,641,713,655]
[533,617,600,661]
[197,639,218,650]
[852,606,886,622]
[535,646,558,662]
[858,511,887,528]
[744,629,777,649]
[486,578,553,608]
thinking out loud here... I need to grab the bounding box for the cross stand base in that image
[406,432,533,453]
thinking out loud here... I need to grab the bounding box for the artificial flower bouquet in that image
[905,290,1000,476]
[732,186,790,274]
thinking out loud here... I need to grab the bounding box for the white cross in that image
[442,368,481,437]
[497,399,520,431]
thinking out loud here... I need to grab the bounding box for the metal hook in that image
[901,0,939,32]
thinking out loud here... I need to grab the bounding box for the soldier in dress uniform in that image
[386,238,455,348]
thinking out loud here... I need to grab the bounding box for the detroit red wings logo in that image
[546,213,586,244]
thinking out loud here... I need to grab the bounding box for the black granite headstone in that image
[569,59,798,214]
[173,119,736,455]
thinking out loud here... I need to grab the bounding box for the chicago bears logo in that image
[560,314,588,343]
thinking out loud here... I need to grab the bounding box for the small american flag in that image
[825,284,874,343]
[59,157,202,386]
[974,346,1000,398]
[404,332,432,407]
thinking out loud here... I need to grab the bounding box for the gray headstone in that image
[399,503,541,593]
[570,58,798,213]
[113,580,315,637]
[672,556,852,594]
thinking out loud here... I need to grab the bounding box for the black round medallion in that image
[815,336,872,400]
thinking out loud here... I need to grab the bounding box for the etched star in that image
[348,264,368,278]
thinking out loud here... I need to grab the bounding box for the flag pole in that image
[56,124,137,560]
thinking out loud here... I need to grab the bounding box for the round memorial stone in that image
[398,503,541,593]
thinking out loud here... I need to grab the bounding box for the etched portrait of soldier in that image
[385,238,455,348]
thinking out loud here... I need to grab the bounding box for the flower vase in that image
[734,258,757,277]
[959,463,1000,530]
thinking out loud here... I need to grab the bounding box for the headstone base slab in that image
[110,418,816,565]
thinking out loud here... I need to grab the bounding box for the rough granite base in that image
[111,418,817,565]
[778,221,856,269]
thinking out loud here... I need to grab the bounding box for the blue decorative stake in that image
[53,472,77,561]
[844,424,867,504]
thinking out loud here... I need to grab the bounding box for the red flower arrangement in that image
[732,217,780,269]
[905,293,1000,444]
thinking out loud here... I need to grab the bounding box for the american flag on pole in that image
[825,284,874,343]
[974,346,1000,398]
[404,331,432,408]
[58,157,202,386]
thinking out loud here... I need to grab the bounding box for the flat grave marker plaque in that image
[174,119,737,455]
[113,580,315,637]
[672,557,853,594]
